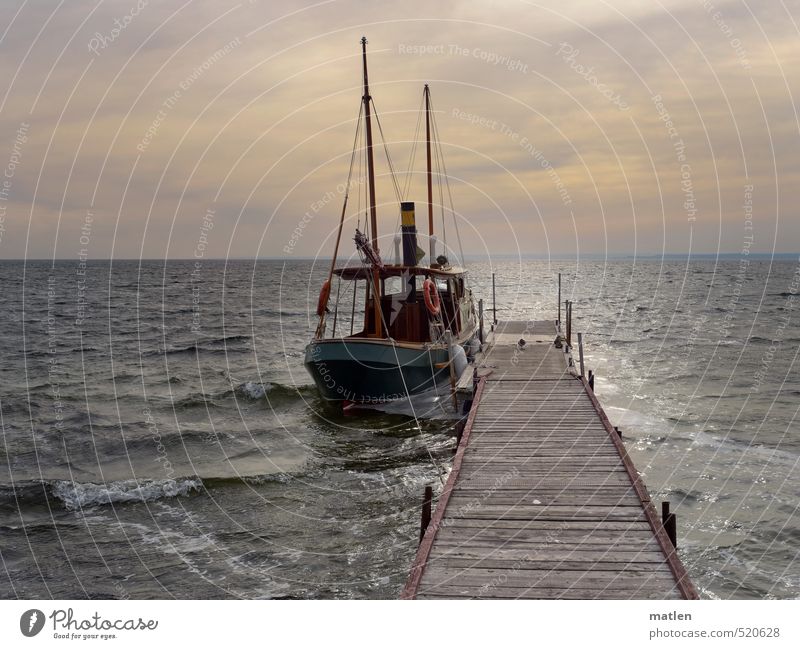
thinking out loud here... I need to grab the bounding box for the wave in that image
[0,471,302,509]
[154,335,251,357]
[211,335,250,343]
[169,392,221,409]
[252,309,307,317]
[0,478,200,510]
[52,478,202,509]
[233,381,314,401]
[237,381,271,399]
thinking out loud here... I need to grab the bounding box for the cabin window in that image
[383,276,403,295]
[337,278,366,336]
[435,278,448,293]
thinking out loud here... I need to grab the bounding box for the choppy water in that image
[0,258,798,599]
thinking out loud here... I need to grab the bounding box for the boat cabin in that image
[328,265,471,344]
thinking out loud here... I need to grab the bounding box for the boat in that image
[303,37,479,404]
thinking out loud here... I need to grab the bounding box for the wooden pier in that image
[401,320,698,600]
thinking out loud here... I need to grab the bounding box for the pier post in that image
[492,273,497,324]
[565,300,572,347]
[420,485,433,543]
[614,426,622,438]
[578,332,585,378]
[557,273,561,329]
[478,299,484,344]
[455,418,466,448]
[588,369,595,390]
[662,501,677,549]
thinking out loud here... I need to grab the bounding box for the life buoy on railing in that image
[423,278,440,316]
[316,279,331,317]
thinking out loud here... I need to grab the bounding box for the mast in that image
[425,84,434,263]
[361,37,382,337]
[361,37,379,253]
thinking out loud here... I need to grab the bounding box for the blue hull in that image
[304,339,451,402]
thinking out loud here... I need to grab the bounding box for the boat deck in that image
[401,320,697,599]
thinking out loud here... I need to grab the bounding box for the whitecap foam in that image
[237,381,271,399]
[52,478,202,509]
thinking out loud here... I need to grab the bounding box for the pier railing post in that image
[454,418,466,448]
[420,485,433,543]
[492,273,497,324]
[565,300,572,347]
[662,501,677,549]
[578,332,585,378]
[557,273,561,329]
[588,369,595,390]
[478,299,484,344]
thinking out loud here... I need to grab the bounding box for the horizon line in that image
[3,252,799,262]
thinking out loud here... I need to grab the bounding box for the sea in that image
[0,258,798,599]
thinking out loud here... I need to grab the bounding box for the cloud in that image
[0,0,797,259]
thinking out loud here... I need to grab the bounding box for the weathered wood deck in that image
[401,320,698,600]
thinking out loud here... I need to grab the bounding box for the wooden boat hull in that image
[304,338,452,402]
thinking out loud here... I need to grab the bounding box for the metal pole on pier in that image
[565,300,572,347]
[492,273,497,324]
[420,485,433,543]
[662,501,677,549]
[577,332,585,378]
[557,273,561,329]
[478,299,484,344]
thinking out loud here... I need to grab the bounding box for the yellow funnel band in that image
[401,208,415,227]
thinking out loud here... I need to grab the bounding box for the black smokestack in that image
[401,202,417,267]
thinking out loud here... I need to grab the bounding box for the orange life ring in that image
[317,279,331,316]
[423,278,440,316]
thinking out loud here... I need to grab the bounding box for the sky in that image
[0,0,798,260]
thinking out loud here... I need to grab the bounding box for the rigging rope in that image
[370,98,403,204]
[316,99,364,338]
[402,93,425,200]
[429,92,465,266]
